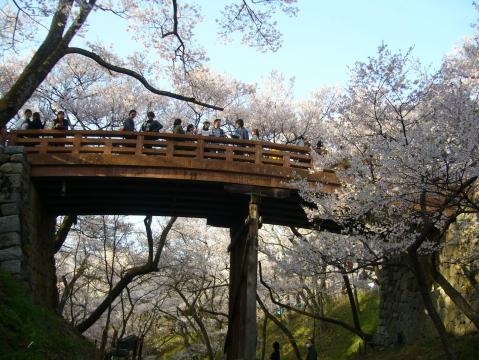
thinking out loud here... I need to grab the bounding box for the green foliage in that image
[259,289,478,360]
[0,270,95,360]
[261,289,380,360]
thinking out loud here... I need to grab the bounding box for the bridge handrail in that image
[7,130,314,170]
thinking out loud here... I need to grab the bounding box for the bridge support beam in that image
[225,194,260,359]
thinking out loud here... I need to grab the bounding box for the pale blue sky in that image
[194,0,476,97]
[5,0,475,98]
[81,1,476,98]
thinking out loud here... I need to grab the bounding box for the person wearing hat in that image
[141,111,163,132]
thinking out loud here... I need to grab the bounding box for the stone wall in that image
[375,216,479,346]
[434,213,479,335]
[374,255,435,346]
[0,145,57,309]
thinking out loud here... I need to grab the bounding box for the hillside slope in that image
[263,290,478,360]
[0,270,95,360]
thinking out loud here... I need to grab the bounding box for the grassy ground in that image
[264,290,380,360]
[0,270,95,360]
[353,334,479,360]
[264,289,478,360]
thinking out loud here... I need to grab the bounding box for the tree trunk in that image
[261,314,268,360]
[431,260,479,330]
[408,250,457,360]
[342,272,363,334]
[75,216,176,333]
[0,0,95,127]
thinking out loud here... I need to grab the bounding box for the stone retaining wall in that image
[375,216,479,345]
[435,214,479,335]
[0,145,57,309]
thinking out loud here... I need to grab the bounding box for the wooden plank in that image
[104,139,112,155]
[135,135,144,155]
[196,138,205,159]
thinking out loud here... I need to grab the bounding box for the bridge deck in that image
[8,130,339,228]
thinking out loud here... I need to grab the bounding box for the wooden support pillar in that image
[225,194,260,359]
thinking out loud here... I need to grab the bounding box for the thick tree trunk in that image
[0,0,95,127]
[408,250,457,360]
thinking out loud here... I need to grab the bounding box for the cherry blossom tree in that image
[300,37,479,359]
[0,0,298,127]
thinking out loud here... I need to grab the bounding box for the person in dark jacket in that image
[270,341,280,360]
[172,118,185,134]
[30,112,44,129]
[232,118,249,140]
[140,111,162,132]
[52,111,70,130]
[305,340,318,360]
[122,109,137,131]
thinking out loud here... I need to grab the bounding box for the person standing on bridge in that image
[231,119,249,140]
[122,109,137,132]
[30,112,44,130]
[172,118,185,134]
[251,128,260,141]
[186,124,196,135]
[18,109,32,130]
[211,118,225,137]
[140,111,162,132]
[200,120,211,136]
[52,111,70,130]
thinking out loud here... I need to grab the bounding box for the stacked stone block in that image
[0,145,57,309]
[375,255,435,346]
[0,145,30,287]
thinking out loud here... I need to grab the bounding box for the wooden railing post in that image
[255,144,262,165]
[136,135,144,155]
[283,154,290,167]
[72,133,81,155]
[39,137,48,154]
[166,141,174,159]
[226,147,234,162]
[104,138,112,155]
[196,138,204,159]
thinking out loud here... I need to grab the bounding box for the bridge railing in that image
[7,130,313,169]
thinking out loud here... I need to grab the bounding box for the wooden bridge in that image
[8,130,339,228]
[6,129,340,359]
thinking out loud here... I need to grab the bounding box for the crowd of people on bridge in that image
[16,108,258,142]
[120,109,252,140]
[15,108,325,151]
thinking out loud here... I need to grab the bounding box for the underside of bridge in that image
[32,176,340,230]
